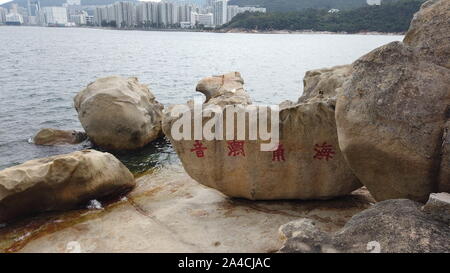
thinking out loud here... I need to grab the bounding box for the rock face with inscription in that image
[0,150,135,223]
[278,196,450,253]
[163,72,360,200]
[335,0,450,202]
[74,76,164,151]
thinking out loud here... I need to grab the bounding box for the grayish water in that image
[0,26,402,172]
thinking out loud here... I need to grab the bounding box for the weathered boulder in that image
[403,0,450,69]
[336,0,450,202]
[163,72,360,200]
[33,128,87,146]
[0,150,135,223]
[74,76,164,151]
[195,72,252,106]
[299,64,352,104]
[279,198,450,253]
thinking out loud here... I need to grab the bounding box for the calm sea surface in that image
[0,26,402,172]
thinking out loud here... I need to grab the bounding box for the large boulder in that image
[336,0,450,202]
[74,76,164,151]
[403,0,450,69]
[33,128,87,146]
[163,71,360,200]
[0,150,135,223]
[278,197,450,253]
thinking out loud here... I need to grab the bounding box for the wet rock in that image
[0,150,135,223]
[0,166,374,253]
[279,199,450,253]
[33,128,87,146]
[336,0,450,202]
[163,72,360,200]
[74,76,164,151]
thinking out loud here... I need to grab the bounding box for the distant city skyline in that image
[0,0,165,4]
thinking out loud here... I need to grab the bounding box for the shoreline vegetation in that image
[221,0,425,33]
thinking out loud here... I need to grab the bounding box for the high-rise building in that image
[94,6,107,26]
[41,7,68,26]
[213,0,227,26]
[192,12,213,27]
[158,2,168,26]
[171,3,179,25]
[178,4,193,23]
[0,7,7,24]
[137,1,160,26]
[93,1,239,29]
[69,10,87,25]
[118,2,136,28]
[27,0,40,17]
[226,4,238,22]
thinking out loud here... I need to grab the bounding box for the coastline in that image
[217,28,404,35]
[0,24,404,36]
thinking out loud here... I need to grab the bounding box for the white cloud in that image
[0,0,12,5]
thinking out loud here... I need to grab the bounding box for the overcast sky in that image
[0,0,162,6]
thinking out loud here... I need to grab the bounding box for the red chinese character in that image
[272,144,285,161]
[313,142,336,161]
[227,140,245,156]
[191,140,207,158]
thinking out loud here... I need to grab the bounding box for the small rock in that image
[33,128,87,146]
[422,192,450,224]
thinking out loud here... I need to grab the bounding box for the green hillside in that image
[223,0,424,33]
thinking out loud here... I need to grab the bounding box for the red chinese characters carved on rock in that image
[227,140,245,157]
[191,140,207,158]
[272,144,285,161]
[313,142,336,161]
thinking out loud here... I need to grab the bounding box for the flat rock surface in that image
[0,166,374,253]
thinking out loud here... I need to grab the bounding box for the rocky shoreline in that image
[218,28,404,35]
[12,25,404,36]
[0,0,449,253]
